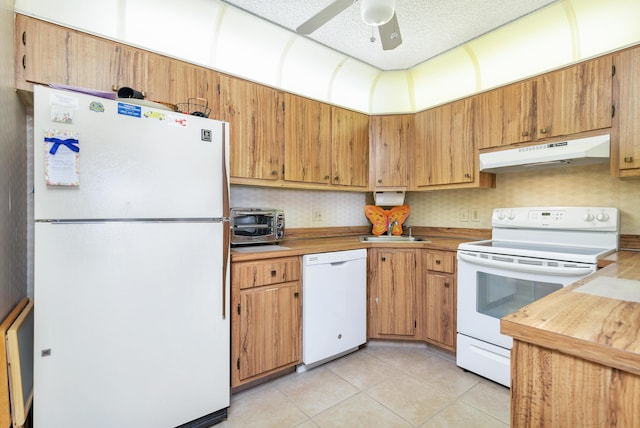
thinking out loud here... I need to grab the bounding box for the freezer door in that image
[34,86,228,220]
[34,221,229,428]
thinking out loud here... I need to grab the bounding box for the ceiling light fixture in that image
[360,0,396,26]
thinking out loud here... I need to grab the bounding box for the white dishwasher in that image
[297,249,367,373]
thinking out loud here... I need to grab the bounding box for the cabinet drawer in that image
[426,251,455,273]
[232,257,301,289]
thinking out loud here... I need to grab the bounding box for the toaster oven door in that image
[231,210,276,243]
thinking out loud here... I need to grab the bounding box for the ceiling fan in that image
[296,0,403,51]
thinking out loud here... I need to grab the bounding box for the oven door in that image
[457,250,596,349]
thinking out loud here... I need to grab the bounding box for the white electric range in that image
[456,206,619,386]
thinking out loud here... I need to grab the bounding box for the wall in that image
[0,1,29,319]
[231,164,640,235]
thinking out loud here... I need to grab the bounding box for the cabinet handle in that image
[270,270,277,276]
[381,256,386,261]
[294,292,299,298]
[464,173,471,178]
[22,55,26,69]
[324,175,330,180]
[333,176,339,181]
[22,31,26,46]
[377,179,383,184]
[444,282,450,288]
[521,131,529,137]
[624,157,634,163]
[435,259,441,265]
[271,170,278,175]
[540,128,548,134]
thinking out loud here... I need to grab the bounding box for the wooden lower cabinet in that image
[367,248,417,339]
[510,340,640,427]
[367,248,457,351]
[231,256,301,387]
[422,251,457,351]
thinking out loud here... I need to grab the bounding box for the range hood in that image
[479,134,610,173]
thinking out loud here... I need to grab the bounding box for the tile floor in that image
[219,342,510,427]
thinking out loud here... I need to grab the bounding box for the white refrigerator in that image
[33,86,230,428]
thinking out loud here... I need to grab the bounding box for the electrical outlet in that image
[312,208,323,222]
[459,208,469,222]
[471,208,480,222]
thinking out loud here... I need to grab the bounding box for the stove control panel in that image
[492,207,618,231]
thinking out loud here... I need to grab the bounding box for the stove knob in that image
[496,210,506,220]
[508,211,516,220]
[583,211,594,222]
[596,211,609,222]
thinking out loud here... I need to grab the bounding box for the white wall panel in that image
[279,36,349,101]
[214,5,293,85]
[369,70,413,114]
[14,0,119,37]
[469,3,574,91]
[124,0,221,66]
[572,0,640,59]
[328,58,379,114]
[410,48,477,111]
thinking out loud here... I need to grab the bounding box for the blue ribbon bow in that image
[45,137,80,155]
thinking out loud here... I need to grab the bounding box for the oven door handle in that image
[458,253,595,277]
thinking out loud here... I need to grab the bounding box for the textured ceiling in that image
[219,0,558,71]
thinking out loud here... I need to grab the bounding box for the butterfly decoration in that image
[364,205,410,236]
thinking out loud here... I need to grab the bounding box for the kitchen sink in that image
[359,235,430,243]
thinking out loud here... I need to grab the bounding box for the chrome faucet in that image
[387,220,398,236]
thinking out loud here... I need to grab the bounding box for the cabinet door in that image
[414,99,474,187]
[476,81,535,148]
[371,115,411,188]
[426,272,456,349]
[371,249,416,337]
[145,54,173,103]
[284,94,332,184]
[75,36,149,95]
[220,75,284,181]
[17,15,77,89]
[331,106,369,188]
[613,46,640,174]
[502,80,535,144]
[236,281,301,382]
[537,56,613,138]
[170,61,218,112]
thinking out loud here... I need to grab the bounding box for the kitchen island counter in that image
[501,250,640,426]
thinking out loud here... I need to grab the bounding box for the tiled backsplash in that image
[230,164,640,234]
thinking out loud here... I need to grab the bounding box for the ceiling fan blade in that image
[296,0,354,35]
[378,13,402,50]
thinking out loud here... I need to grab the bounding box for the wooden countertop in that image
[231,235,470,262]
[501,250,640,375]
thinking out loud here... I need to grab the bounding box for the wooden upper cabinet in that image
[220,75,284,181]
[16,15,151,96]
[16,15,77,90]
[284,93,332,184]
[331,106,369,188]
[75,37,148,95]
[612,46,640,176]
[413,99,475,187]
[537,55,613,139]
[476,81,535,149]
[169,61,218,113]
[371,114,411,188]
